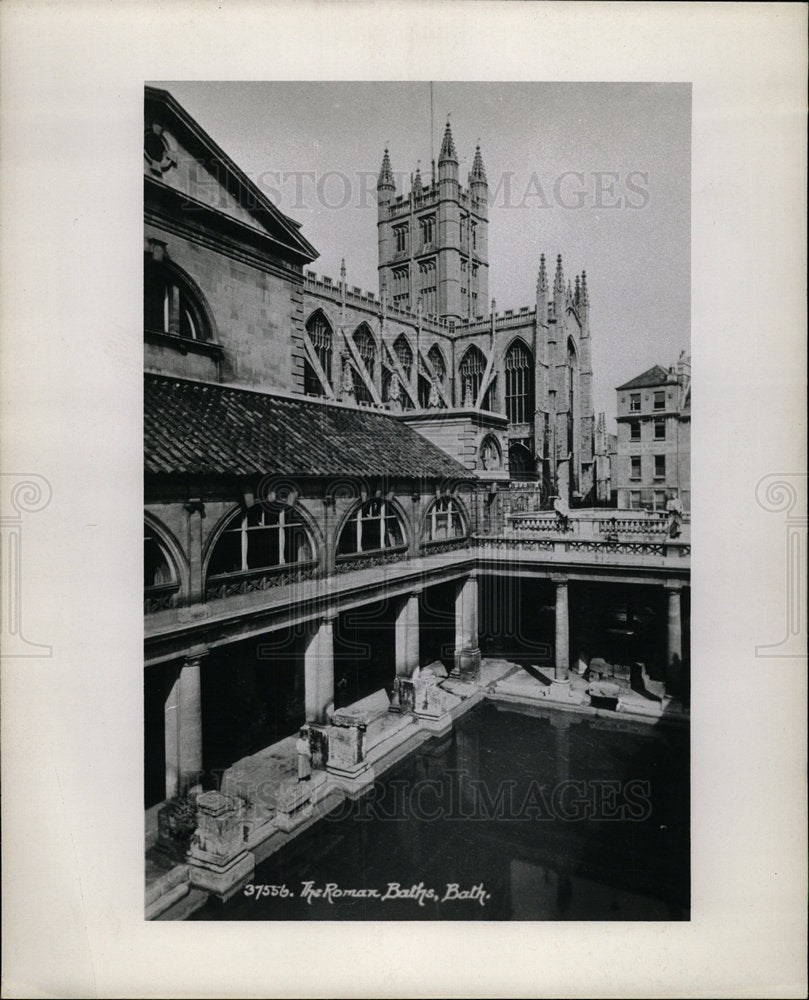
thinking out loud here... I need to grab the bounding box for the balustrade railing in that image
[205,561,319,601]
[474,534,689,561]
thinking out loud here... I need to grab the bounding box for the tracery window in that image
[337,499,406,556]
[427,344,446,383]
[459,345,487,401]
[305,312,333,390]
[504,340,534,423]
[393,334,414,381]
[352,324,376,404]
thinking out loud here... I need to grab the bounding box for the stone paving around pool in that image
[145,656,688,919]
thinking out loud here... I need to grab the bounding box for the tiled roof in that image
[616,365,673,391]
[145,374,473,480]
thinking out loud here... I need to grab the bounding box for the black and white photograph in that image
[142,81,691,922]
[1,3,805,997]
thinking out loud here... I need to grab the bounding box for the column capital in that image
[184,645,209,666]
[663,580,684,593]
[409,586,423,597]
[550,573,568,585]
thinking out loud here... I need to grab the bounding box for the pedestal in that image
[186,791,254,901]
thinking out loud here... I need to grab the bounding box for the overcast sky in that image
[152,81,690,423]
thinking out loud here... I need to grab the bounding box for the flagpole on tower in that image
[430,81,435,186]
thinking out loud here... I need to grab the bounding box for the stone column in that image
[665,584,683,694]
[304,614,335,724]
[454,573,481,680]
[554,577,570,681]
[165,649,206,799]
[406,588,421,675]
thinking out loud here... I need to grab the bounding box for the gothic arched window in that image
[337,499,406,556]
[427,344,446,383]
[144,526,180,613]
[144,257,211,342]
[459,345,487,404]
[304,312,334,396]
[566,338,579,456]
[207,504,315,583]
[352,324,376,405]
[353,324,376,379]
[393,334,413,381]
[424,497,466,542]
[504,339,535,424]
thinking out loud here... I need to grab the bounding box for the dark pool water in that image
[191,702,689,921]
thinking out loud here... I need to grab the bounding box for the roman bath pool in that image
[190,701,689,921]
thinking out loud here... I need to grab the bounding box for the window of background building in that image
[419,259,436,315]
[338,499,405,555]
[654,490,667,509]
[393,334,413,381]
[654,390,666,410]
[654,418,666,440]
[420,215,435,246]
[630,456,642,480]
[504,340,534,424]
[630,491,641,509]
[459,345,487,403]
[425,497,465,542]
[630,420,641,441]
[654,454,666,479]
[394,225,408,253]
[304,312,333,395]
[427,344,446,383]
[629,393,641,412]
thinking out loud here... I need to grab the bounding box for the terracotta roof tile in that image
[144,374,473,480]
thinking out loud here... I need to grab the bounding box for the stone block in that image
[188,791,249,867]
[187,850,255,902]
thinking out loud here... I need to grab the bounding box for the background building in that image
[614,355,691,510]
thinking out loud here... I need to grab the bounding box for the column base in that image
[538,678,586,706]
[452,647,481,682]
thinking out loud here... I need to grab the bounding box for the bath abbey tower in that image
[300,119,596,504]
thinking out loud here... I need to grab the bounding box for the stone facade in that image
[614,354,691,510]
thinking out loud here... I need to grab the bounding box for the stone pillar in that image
[554,577,569,681]
[665,585,683,694]
[305,614,335,724]
[405,589,421,675]
[454,573,481,680]
[165,649,206,799]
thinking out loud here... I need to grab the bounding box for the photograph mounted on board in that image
[142,81,691,921]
